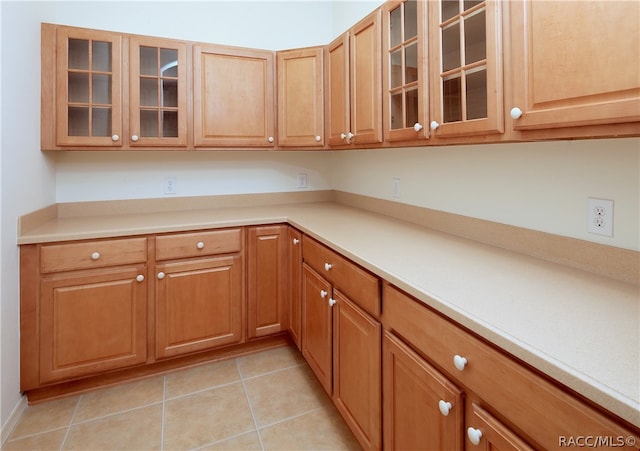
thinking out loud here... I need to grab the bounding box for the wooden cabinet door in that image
[428,0,504,137]
[129,36,189,147]
[510,0,640,132]
[383,331,464,451]
[465,403,534,450]
[193,44,275,148]
[155,255,243,359]
[247,225,287,339]
[40,266,147,383]
[288,227,303,350]
[301,264,333,394]
[326,33,351,146]
[52,25,123,147]
[350,9,383,146]
[382,0,430,142]
[277,47,324,147]
[333,291,381,450]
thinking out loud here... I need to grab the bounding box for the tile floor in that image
[3,346,361,451]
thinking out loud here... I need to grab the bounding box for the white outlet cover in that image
[164,176,177,195]
[587,197,613,237]
[297,173,308,189]
[392,178,401,199]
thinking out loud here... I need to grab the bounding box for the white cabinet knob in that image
[320,290,328,298]
[157,272,165,280]
[453,355,467,371]
[136,274,145,282]
[131,134,139,142]
[111,134,120,141]
[268,136,274,143]
[328,298,336,307]
[196,241,205,249]
[467,427,483,446]
[324,263,332,271]
[438,400,452,416]
[340,132,347,140]
[510,107,523,119]
[315,135,322,142]
[430,121,440,130]
[413,122,423,132]
[292,238,300,245]
[91,252,101,261]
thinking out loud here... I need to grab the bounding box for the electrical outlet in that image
[297,173,308,189]
[392,178,401,199]
[164,176,177,195]
[587,197,613,237]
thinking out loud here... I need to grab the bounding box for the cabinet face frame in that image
[382,0,430,142]
[287,227,303,350]
[509,0,640,131]
[129,36,189,148]
[53,26,123,147]
[193,44,276,148]
[277,47,325,148]
[428,0,504,138]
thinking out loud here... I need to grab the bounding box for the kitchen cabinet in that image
[42,23,189,150]
[247,225,288,339]
[509,0,640,138]
[382,0,430,142]
[325,9,383,147]
[383,283,640,450]
[276,47,324,148]
[154,229,244,359]
[427,0,504,138]
[301,236,381,450]
[193,44,276,148]
[287,227,303,350]
[20,237,148,390]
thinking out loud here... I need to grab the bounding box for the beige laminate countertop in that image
[18,201,640,428]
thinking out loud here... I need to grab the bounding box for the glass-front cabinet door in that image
[429,0,503,137]
[383,0,429,142]
[55,27,122,147]
[129,37,188,147]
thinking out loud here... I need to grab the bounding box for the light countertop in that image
[18,201,640,427]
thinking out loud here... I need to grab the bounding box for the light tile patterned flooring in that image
[3,346,361,450]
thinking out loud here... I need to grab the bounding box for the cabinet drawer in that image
[383,283,639,450]
[40,237,147,273]
[155,228,242,261]
[303,236,380,316]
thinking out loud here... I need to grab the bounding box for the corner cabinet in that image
[509,0,640,137]
[326,9,383,147]
[193,44,276,148]
[276,47,325,148]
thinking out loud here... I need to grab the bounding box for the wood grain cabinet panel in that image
[247,225,288,339]
[287,227,303,350]
[510,0,640,135]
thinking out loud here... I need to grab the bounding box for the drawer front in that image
[383,283,640,450]
[303,236,380,317]
[155,228,242,261]
[40,237,147,273]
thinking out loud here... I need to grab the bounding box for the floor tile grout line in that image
[256,405,327,431]
[192,429,259,451]
[239,361,307,383]
[64,400,164,427]
[160,375,167,451]
[236,357,266,451]
[59,394,82,451]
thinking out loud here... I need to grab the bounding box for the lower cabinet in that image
[287,227,303,350]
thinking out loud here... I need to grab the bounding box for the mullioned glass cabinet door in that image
[55,27,123,147]
[129,36,188,147]
[429,0,503,137]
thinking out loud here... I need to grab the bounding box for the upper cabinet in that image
[428,0,504,138]
[509,0,640,138]
[382,0,429,142]
[277,47,325,148]
[193,44,276,148]
[326,10,383,147]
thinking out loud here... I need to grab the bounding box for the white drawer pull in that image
[315,135,322,142]
[292,238,300,245]
[328,298,336,307]
[196,241,205,249]
[510,107,523,119]
[438,400,452,416]
[467,427,482,445]
[320,290,328,298]
[324,263,332,271]
[91,252,101,261]
[136,275,145,282]
[157,272,165,280]
[453,355,467,371]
